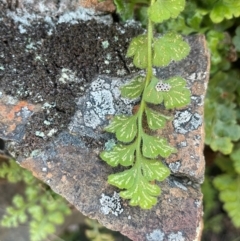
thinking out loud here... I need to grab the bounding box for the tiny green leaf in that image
[109,167,162,209]
[148,0,185,23]
[12,195,25,209]
[108,168,137,189]
[145,106,171,130]
[100,142,136,167]
[143,77,164,104]
[120,178,160,209]
[144,76,190,109]
[113,0,135,21]
[214,174,234,191]
[214,121,240,142]
[153,32,190,67]
[162,76,191,109]
[214,174,240,228]
[230,149,240,174]
[233,26,240,52]
[210,137,233,155]
[126,35,148,68]
[104,115,126,133]
[121,76,145,99]
[142,132,176,158]
[120,171,161,209]
[48,212,64,224]
[210,1,240,23]
[105,115,137,143]
[141,157,170,181]
[115,116,137,143]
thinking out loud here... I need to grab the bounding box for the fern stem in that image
[146,0,154,84]
[135,1,155,169]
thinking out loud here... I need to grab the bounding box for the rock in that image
[0,3,209,241]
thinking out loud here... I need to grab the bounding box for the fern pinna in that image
[100,0,191,209]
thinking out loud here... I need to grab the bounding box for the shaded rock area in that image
[0,2,209,241]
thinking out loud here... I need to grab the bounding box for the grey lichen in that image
[169,161,181,173]
[42,102,56,114]
[30,149,42,157]
[117,69,127,76]
[41,167,48,172]
[44,120,51,125]
[68,75,138,134]
[47,128,58,137]
[42,102,56,109]
[58,68,82,84]
[167,231,185,241]
[57,7,112,25]
[99,192,123,217]
[35,131,45,138]
[104,139,116,151]
[7,5,112,34]
[102,40,109,49]
[26,42,37,50]
[194,200,201,208]
[106,53,112,60]
[146,229,165,241]
[191,95,204,106]
[185,71,208,83]
[173,110,202,134]
[173,180,188,191]
[177,141,187,148]
[19,106,33,121]
[193,135,201,146]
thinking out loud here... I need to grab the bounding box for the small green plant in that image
[0,159,71,241]
[100,0,191,209]
[85,219,114,241]
[112,0,240,230]
[213,155,240,228]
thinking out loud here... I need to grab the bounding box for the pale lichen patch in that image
[185,71,208,83]
[167,231,185,241]
[146,229,165,241]
[68,75,138,133]
[194,199,202,208]
[30,149,42,157]
[44,120,51,125]
[117,69,126,76]
[104,139,116,151]
[173,180,188,191]
[102,40,109,49]
[35,131,45,138]
[47,128,58,137]
[57,7,112,25]
[6,6,112,34]
[169,161,181,173]
[99,192,123,216]
[58,68,82,84]
[173,110,202,134]
[191,95,204,106]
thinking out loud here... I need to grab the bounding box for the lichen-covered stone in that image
[0,3,209,241]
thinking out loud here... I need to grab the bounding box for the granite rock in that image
[0,3,209,241]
